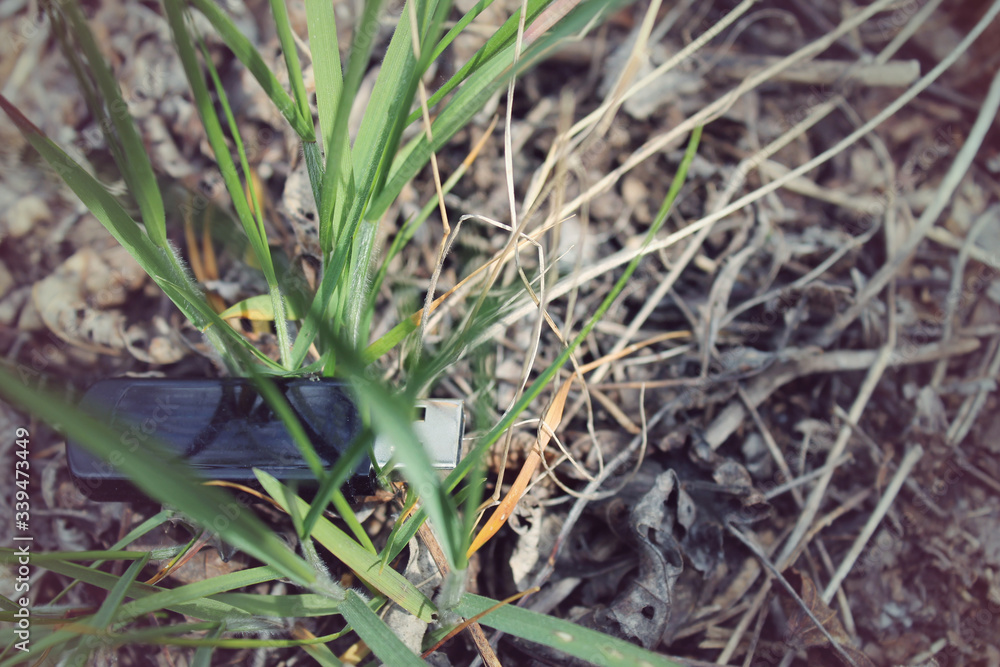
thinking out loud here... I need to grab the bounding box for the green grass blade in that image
[364,0,454,202]
[155,278,284,372]
[366,38,514,219]
[314,0,386,259]
[318,0,426,348]
[0,549,152,563]
[301,139,328,221]
[0,368,315,586]
[255,471,438,621]
[211,593,341,617]
[37,511,173,610]
[108,510,174,551]
[63,556,150,666]
[50,2,168,249]
[35,560,278,625]
[87,622,350,650]
[0,561,270,666]
[405,0,548,126]
[0,96,162,273]
[455,594,683,667]
[2,561,278,665]
[305,0,352,253]
[165,0,292,367]
[379,472,479,571]
[335,218,378,348]
[187,0,314,140]
[316,330,464,567]
[197,36,271,263]
[218,294,301,321]
[363,316,418,364]
[245,371,326,478]
[197,38,294,366]
[403,283,522,396]
[92,556,150,628]
[363,128,492,360]
[301,641,346,667]
[425,0,499,75]
[298,426,375,541]
[368,159,470,316]
[379,506,423,571]
[371,0,628,220]
[113,567,283,625]
[269,0,312,125]
[352,385,463,567]
[330,491,378,555]
[192,624,225,667]
[288,293,326,368]
[304,0,343,165]
[339,591,423,666]
[335,0,453,343]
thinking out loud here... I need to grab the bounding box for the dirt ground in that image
[2,0,1000,665]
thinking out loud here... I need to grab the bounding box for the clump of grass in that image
[0,0,698,663]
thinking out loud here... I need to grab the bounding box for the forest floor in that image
[2,0,1000,665]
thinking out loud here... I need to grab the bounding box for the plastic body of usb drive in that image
[65,378,464,502]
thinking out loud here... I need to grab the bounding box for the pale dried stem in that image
[472,0,971,350]
[703,337,981,449]
[474,0,552,519]
[522,0,757,214]
[737,385,802,507]
[947,336,1000,446]
[557,0,897,220]
[822,445,925,603]
[773,340,894,568]
[818,45,1000,345]
[591,0,664,137]
[931,206,999,386]
[725,524,861,667]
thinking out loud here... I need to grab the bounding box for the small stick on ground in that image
[822,445,924,603]
[725,523,861,667]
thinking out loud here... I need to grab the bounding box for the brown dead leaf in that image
[123,316,187,365]
[32,249,129,355]
[781,568,875,667]
[157,548,246,586]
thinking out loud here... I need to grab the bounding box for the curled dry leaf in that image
[3,194,50,239]
[31,246,187,364]
[123,315,188,365]
[596,469,684,649]
[713,459,768,512]
[780,568,876,667]
[384,538,441,654]
[32,248,136,355]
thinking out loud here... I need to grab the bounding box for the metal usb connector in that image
[372,399,465,472]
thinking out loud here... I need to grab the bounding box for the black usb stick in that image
[66,378,464,502]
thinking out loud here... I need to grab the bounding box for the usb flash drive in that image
[66,378,464,502]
